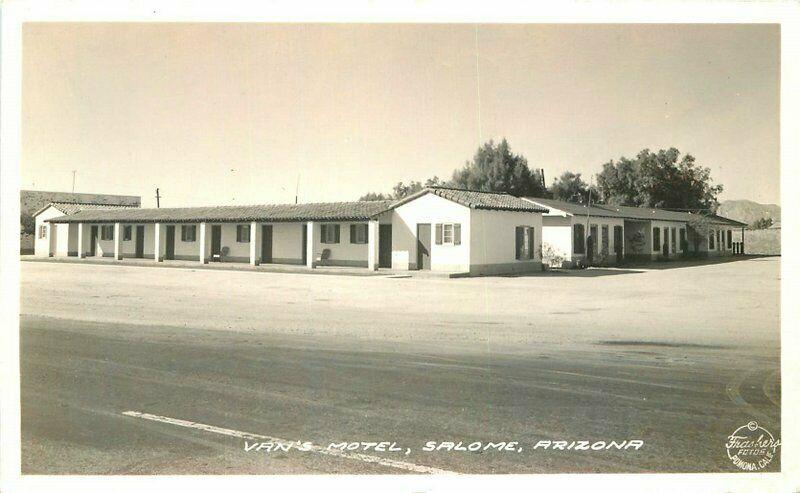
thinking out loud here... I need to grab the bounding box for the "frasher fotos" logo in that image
[726,421,781,471]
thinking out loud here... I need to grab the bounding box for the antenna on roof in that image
[155,188,162,208]
[71,170,76,192]
[295,173,300,204]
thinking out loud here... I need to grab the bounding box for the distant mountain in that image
[718,199,781,227]
[20,190,141,217]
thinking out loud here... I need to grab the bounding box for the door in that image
[135,225,145,258]
[301,224,308,265]
[165,225,175,260]
[379,224,392,268]
[587,224,597,264]
[89,225,98,256]
[416,223,431,270]
[613,225,623,263]
[211,225,222,257]
[261,225,273,263]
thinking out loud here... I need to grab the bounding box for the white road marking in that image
[122,411,454,474]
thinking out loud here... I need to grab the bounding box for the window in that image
[601,225,609,256]
[236,224,250,243]
[434,223,461,245]
[349,224,368,244]
[589,224,600,253]
[653,227,661,251]
[443,224,454,244]
[709,230,715,250]
[613,225,623,255]
[123,225,132,241]
[101,225,114,240]
[38,225,47,239]
[679,228,687,251]
[670,227,676,253]
[321,224,340,244]
[515,226,535,260]
[716,230,721,250]
[727,230,732,249]
[181,225,196,242]
[573,224,585,254]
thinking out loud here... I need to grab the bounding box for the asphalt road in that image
[21,315,780,474]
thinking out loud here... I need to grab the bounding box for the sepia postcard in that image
[1,2,797,492]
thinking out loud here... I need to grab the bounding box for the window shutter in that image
[435,224,443,245]
[515,226,523,260]
[528,227,535,260]
[454,224,461,245]
[334,225,340,243]
[350,224,356,243]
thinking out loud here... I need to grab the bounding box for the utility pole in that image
[155,188,161,208]
[71,170,76,193]
[585,178,593,264]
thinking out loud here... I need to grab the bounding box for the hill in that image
[21,190,141,217]
[718,199,780,228]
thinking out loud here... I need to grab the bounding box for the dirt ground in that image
[20,256,780,354]
[18,257,781,474]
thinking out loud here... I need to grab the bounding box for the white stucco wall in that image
[470,209,543,274]
[391,193,471,271]
[541,215,573,262]
[34,207,66,256]
[310,221,370,267]
[649,220,687,258]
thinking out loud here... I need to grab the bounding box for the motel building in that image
[35,187,549,276]
[522,197,748,267]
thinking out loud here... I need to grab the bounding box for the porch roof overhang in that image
[46,200,395,224]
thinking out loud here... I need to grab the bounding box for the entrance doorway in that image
[211,225,222,258]
[379,224,392,268]
[89,225,98,256]
[261,225,273,263]
[613,225,623,263]
[301,224,308,265]
[165,226,175,260]
[416,223,431,270]
[135,225,145,258]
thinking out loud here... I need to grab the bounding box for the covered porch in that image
[52,220,391,271]
[46,201,395,271]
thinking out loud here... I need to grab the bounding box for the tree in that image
[359,176,447,201]
[450,139,546,197]
[750,217,773,230]
[596,148,723,211]
[20,212,35,235]
[549,171,599,203]
[358,192,390,201]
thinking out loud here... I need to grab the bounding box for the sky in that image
[22,23,780,208]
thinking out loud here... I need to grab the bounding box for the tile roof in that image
[390,187,549,213]
[524,197,747,226]
[34,201,139,217]
[47,200,395,224]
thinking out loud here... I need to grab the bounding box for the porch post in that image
[114,223,123,260]
[367,220,379,271]
[154,223,163,262]
[741,227,745,255]
[199,222,208,264]
[306,221,315,269]
[77,223,85,258]
[250,221,261,266]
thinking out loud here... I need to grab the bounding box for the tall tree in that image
[450,139,546,197]
[596,148,723,211]
[549,171,596,203]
